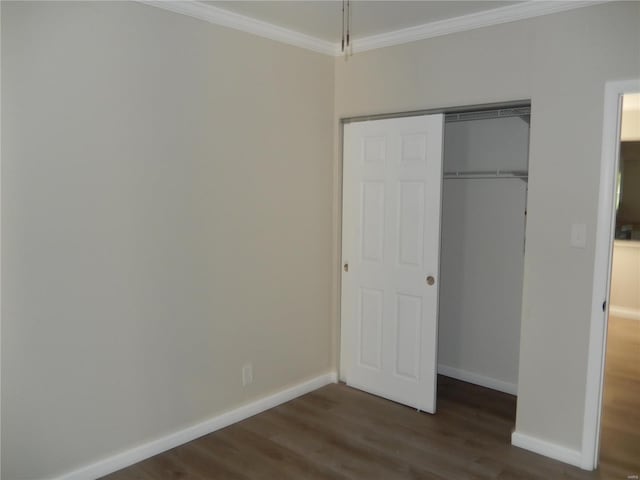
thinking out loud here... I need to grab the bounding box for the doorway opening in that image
[596,92,640,477]
[583,79,640,472]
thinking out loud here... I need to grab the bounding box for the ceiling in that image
[147,1,603,55]
[207,1,520,42]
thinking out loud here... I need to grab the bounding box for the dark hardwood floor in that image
[101,359,639,480]
[599,315,640,478]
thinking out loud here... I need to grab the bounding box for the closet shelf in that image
[445,107,530,123]
[443,170,528,181]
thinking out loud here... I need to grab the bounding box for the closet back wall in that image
[438,116,529,394]
[2,2,334,479]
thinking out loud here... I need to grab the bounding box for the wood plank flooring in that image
[103,316,639,479]
[599,315,640,478]
[101,370,636,480]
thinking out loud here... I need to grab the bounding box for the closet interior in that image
[438,107,531,397]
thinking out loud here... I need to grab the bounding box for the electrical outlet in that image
[242,363,253,386]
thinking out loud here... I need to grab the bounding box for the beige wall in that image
[1,2,334,478]
[4,1,640,478]
[334,1,640,452]
[610,242,640,315]
[621,94,640,141]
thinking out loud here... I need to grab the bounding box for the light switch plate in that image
[571,223,587,248]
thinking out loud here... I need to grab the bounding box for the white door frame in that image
[1,3,4,476]
[581,78,640,470]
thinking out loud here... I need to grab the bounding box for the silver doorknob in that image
[426,276,435,286]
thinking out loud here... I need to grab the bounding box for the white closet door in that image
[341,114,444,413]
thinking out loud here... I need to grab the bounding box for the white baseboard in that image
[53,371,338,480]
[609,305,640,321]
[512,431,583,468]
[438,364,517,395]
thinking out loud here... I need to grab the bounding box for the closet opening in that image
[340,101,530,413]
[436,105,530,424]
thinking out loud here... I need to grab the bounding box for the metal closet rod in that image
[443,170,528,180]
[444,107,530,123]
[341,100,531,124]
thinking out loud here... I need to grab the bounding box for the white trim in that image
[0,2,3,477]
[52,372,338,480]
[438,364,517,396]
[138,1,607,57]
[351,1,607,54]
[608,305,640,321]
[137,1,336,56]
[582,78,640,471]
[512,431,582,468]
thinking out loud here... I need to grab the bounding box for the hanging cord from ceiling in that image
[342,0,352,56]
[341,0,345,52]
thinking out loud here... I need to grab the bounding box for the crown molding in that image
[350,1,609,54]
[137,0,336,56]
[139,0,609,58]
